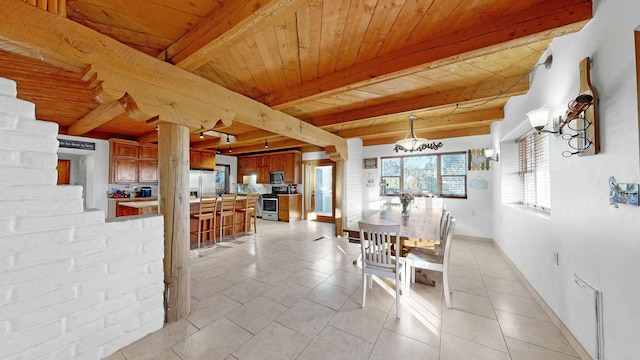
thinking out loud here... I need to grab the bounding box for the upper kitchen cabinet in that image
[190,149,216,170]
[269,154,284,172]
[200,151,216,170]
[138,145,159,184]
[283,152,301,184]
[109,139,158,184]
[238,150,301,184]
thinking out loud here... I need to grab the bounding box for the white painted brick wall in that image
[0,77,165,359]
[344,138,364,228]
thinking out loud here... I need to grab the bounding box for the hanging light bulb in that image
[264,139,269,148]
[228,146,232,153]
[199,131,204,139]
[226,134,230,143]
[216,147,221,154]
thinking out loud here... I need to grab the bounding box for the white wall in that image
[344,138,364,229]
[363,135,494,238]
[0,77,165,359]
[57,134,110,214]
[215,154,237,192]
[491,1,640,358]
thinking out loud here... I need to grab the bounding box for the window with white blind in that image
[381,152,467,198]
[518,132,550,211]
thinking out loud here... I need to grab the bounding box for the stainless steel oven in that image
[261,194,279,221]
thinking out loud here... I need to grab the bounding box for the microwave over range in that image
[269,171,285,184]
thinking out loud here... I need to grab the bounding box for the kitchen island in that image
[113,195,251,248]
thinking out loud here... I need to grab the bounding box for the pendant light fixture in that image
[394,115,443,153]
[264,139,269,148]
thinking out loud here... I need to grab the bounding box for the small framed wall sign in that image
[363,158,377,169]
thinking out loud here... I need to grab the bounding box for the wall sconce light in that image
[226,134,230,144]
[484,148,499,162]
[264,139,269,148]
[527,94,595,157]
[527,108,553,132]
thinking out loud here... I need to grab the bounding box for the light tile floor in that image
[105,219,582,360]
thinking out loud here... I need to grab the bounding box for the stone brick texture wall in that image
[0,77,165,359]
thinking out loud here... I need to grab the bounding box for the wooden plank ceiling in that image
[0,0,592,155]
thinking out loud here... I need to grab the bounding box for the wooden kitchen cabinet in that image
[257,166,269,184]
[269,154,284,172]
[283,152,301,184]
[190,150,201,169]
[190,149,216,170]
[256,156,269,167]
[139,145,158,159]
[113,140,138,158]
[238,150,301,184]
[116,202,141,217]
[200,151,216,170]
[110,139,159,184]
[278,194,302,222]
[138,160,158,183]
[113,158,138,183]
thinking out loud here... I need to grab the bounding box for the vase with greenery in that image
[399,193,414,217]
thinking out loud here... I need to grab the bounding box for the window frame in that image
[380,151,468,199]
[517,131,551,212]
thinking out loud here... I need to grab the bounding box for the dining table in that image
[344,206,443,249]
[344,206,444,285]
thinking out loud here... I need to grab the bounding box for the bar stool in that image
[217,194,237,241]
[236,193,259,235]
[190,196,217,248]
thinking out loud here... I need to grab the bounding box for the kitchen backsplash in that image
[107,184,159,198]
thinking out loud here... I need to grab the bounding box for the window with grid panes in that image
[518,132,550,211]
[381,152,467,198]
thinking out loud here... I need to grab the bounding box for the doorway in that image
[303,159,335,222]
[57,159,71,185]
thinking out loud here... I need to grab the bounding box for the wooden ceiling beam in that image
[67,99,126,136]
[362,126,492,146]
[223,138,310,155]
[166,0,312,71]
[304,75,526,127]
[67,92,150,136]
[328,108,503,139]
[263,0,592,108]
[0,1,348,161]
[138,130,158,144]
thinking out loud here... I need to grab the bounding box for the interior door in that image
[303,160,335,222]
[56,159,70,185]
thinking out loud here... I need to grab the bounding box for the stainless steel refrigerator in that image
[189,170,217,198]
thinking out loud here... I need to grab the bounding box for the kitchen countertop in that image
[108,197,157,201]
[117,196,247,208]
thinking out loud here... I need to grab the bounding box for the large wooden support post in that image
[158,123,190,322]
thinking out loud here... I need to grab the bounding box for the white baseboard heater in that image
[574,273,604,359]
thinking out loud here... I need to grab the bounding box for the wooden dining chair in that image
[217,194,237,241]
[358,222,406,318]
[235,193,259,235]
[405,218,456,308]
[402,210,449,255]
[190,196,217,248]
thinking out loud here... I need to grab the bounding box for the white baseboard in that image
[491,241,593,360]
